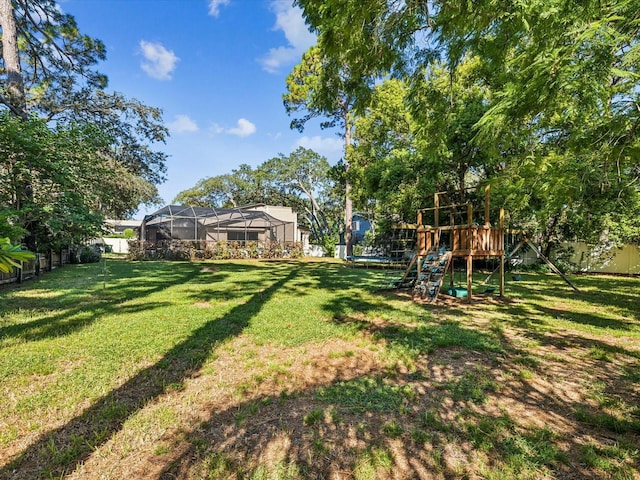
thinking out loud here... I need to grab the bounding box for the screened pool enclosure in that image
[140,205,297,244]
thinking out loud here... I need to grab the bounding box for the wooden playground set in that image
[376,185,579,302]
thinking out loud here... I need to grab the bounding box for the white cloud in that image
[139,40,179,80]
[295,135,343,159]
[228,118,256,137]
[211,118,257,137]
[208,0,230,17]
[168,114,198,134]
[259,0,316,73]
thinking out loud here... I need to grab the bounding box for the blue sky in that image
[62,0,343,217]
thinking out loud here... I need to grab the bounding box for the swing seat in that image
[446,287,468,298]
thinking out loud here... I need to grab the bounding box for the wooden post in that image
[449,256,455,288]
[401,254,419,282]
[484,184,490,227]
[499,255,505,297]
[499,207,505,297]
[467,254,473,301]
[525,238,581,292]
[434,193,440,228]
[467,202,473,226]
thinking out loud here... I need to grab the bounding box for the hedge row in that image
[127,240,304,261]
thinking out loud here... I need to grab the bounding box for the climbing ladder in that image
[412,250,452,302]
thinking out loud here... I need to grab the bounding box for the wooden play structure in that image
[403,185,506,302]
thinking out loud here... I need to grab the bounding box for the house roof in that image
[105,219,142,228]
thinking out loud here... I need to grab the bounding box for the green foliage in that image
[350,78,425,223]
[350,65,495,227]
[70,245,102,264]
[0,237,34,273]
[127,240,303,261]
[174,149,343,247]
[0,113,150,251]
[122,229,136,239]
[173,164,280,208]
[296,0,640,248]
[261,147,341,245]
[283,45,369,254]
[0,1,166,252]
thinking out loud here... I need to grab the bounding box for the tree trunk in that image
[0,0,37,251]
[298,181,330,234]
[0,0,27,118]
[344,121,354,257]
[543,213,560,259]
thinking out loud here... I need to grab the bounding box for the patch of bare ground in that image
[65,336,387,479]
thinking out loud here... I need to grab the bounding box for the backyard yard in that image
[0,258,638,479]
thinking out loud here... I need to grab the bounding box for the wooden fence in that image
[0,249,70,286]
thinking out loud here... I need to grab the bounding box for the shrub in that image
[71,245,102,264]
[123,228,136,239]
[126,240,304,261]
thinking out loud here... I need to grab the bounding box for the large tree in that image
[173,164,294,209]
[261,147,338,246]
[284,45,373,256]
[296,0,640,247]
[351,59,495,226]
[0,0,166,251]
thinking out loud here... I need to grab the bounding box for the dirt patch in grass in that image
[192,301,212,308]
[63,322,640,479]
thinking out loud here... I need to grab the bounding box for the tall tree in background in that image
[0,0,166,251]
[173,164,296,209]
[174,148,340,250]
[261,147,337,247]
[350,78,426,223]
[284,45,372,256]
[0,0,26,118]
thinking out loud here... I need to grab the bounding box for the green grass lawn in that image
[0,258,638,479]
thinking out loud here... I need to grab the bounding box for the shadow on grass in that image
[304,261,392,292]
[505,272,640,322]
[157,343,637,480]
[332,313,504,357]
[3,261,638,479]
[537,304,637,331]
[0,261,206,347]
[0,264,302,479]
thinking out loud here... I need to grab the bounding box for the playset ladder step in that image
[413,250,452,302]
